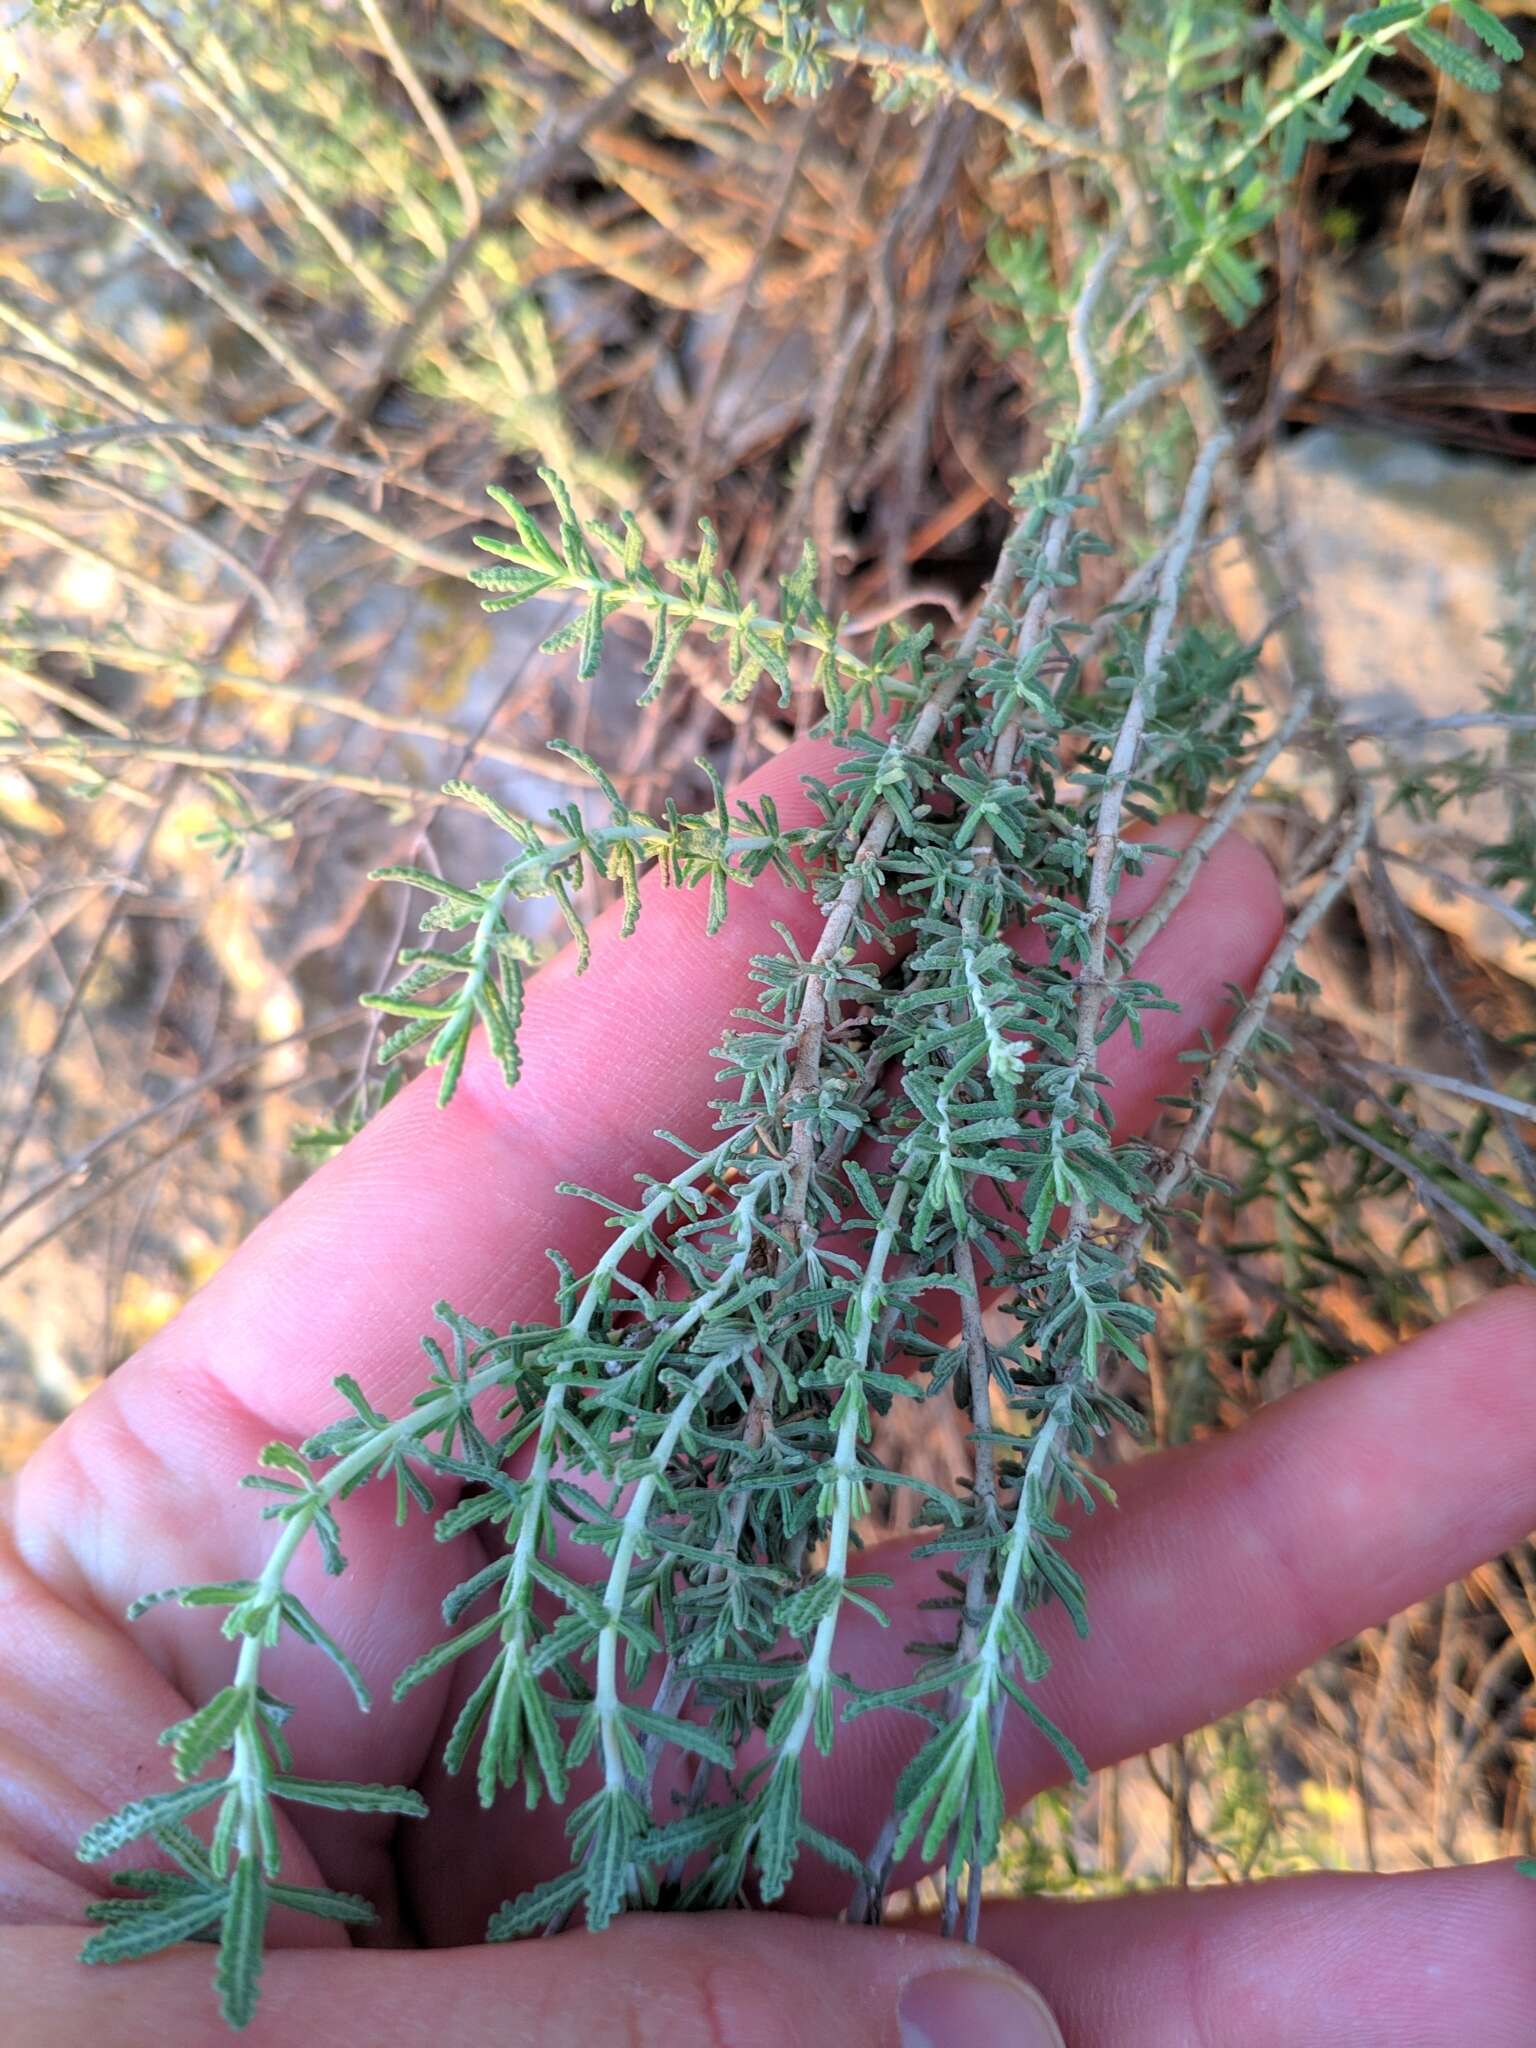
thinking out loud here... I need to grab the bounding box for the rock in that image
[1212,427,1536,983]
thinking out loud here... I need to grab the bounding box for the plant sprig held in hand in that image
[74,3,1525,2026]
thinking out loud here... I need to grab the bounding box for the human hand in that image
[3,737,1533,2046]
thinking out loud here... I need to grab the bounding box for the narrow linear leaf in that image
[270,1777,428,1819]
[216,1854,268,2031]
[79,1890,225,1965]
[78,1779,227,1863]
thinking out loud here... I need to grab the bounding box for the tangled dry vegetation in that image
[2,0,1535,1909]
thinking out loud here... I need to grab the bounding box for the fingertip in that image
[1121,811,1285,948]
[1431,1282,1536,1351]
[1374,1286,1536,1455]
[974,1861,1536,2048]
[1191,820,1287,955]
[897,1958,1066,2048]
[1130,820,1282,1029]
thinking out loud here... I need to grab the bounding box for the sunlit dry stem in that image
[1345,1058,1536,1130]
[0,503,233,622]
[0,733,445,810]
[819,27,1114,163]
[1269,1066,1536,1285]
[1329,1058,1536,1236]
[0,634,602,786]
[1381,848,1536,944]
[0,423,485,518]
[0,110,354,421]
[1363,844,1536,1208]
[358,0,483,232]
[119,2,413,324]
[0,661,134,741]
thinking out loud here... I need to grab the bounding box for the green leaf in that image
[93,1868,203,1902]
[636,1803,743,1866]
[640,604,689,705]
[483,483,562,568]
[79,1778,227,1862]
[165,1686,253,1781]
[753,1761,802,1902]
[539,613,586,656]
[441,780,537,842]
[369,866,489,911]
[266,1882,375,1926]
[442,1553,515,1626]
[889,1719,967,1861]
[914,1725,975,1862]
[1355,75,1427,127]
[1269,1,1331,58]
[270,1777,428,1818]
[1343,3,1426,32]
[392,1609,504,1700]
[798,1822,870,1884]
[1406,21,1502,88]
[621,512,645,577]
[279,1596,371,1711]
[486,1866,585,1940]
[126,1581,254,1621]
[151,1819,218,1881]
[1447,0,1521,62]
[79,1889,225,1964]
[999,1671,1089,1784]
[572,1787,646,1931]
[216,1854,268,2030]
[1318,44,1370,123]
[623,1702,734,1767]
[547,738,629,817]
[577,595,608,680]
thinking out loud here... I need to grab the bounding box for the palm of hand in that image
[3,743,1534,2044]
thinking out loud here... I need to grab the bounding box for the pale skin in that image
[2,736,1534,2046]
